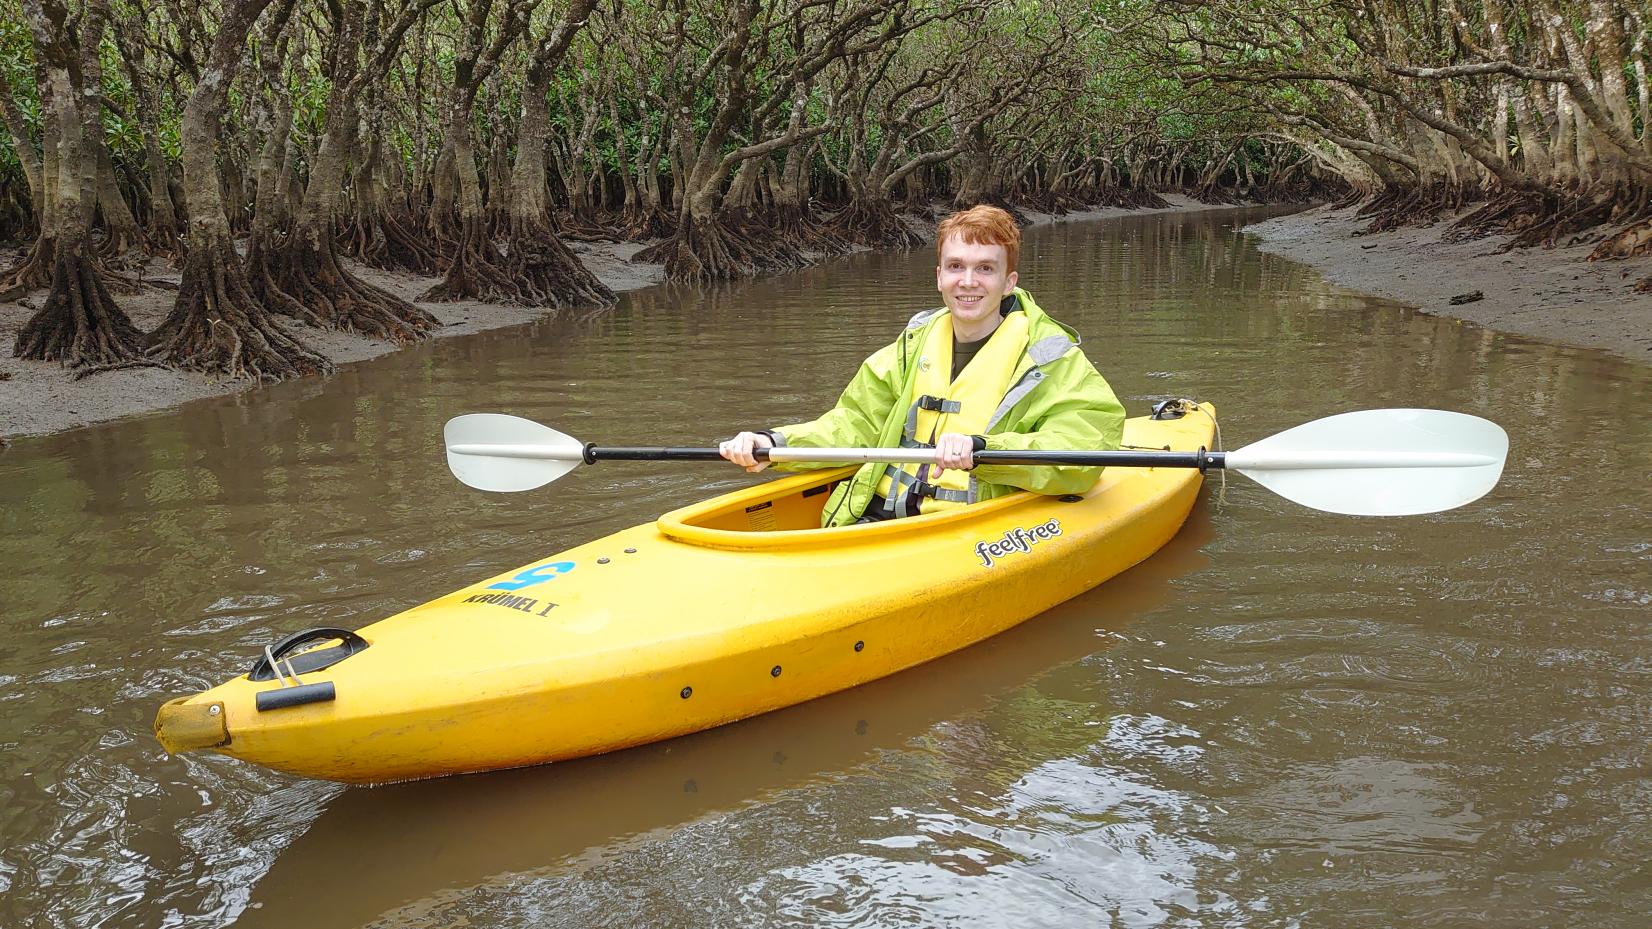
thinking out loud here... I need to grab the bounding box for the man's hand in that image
[931,432,976,478]
[719,431,774,472]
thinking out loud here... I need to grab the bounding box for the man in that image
[720,205,1124,526]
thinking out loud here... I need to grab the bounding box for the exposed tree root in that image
[0,190,32,246]
[1441,189,1542,242]
[338,207,449,274]
[250,232,438,343]
[1013,190,1068,214]
[1092,187,1172,209]
[93,260,147,295]
[825,199,925,249]
[133,266,180,291]
[13,245,146,369]
[94,225,148,265]
[1582,190,1652,287]
[1256,176,1350,204]
[148,233,333,381]
[1330,187,1367,210]
[144,215,183,262]
[974,187,1175,218]
[555,210,627,242]
[72,358,169,379]
[771,205,850,256]
[1188,183,1248,205]
[633,214,803,284]
[614,206,677,241]
[1,235,56,297]
[1447,189,1615,250]
[419,217,614,307]
[1356,183,1478,235]
[1588,218,1652,261]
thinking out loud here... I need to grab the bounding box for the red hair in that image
[936,205,1021,273]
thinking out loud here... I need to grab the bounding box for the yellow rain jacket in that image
[771,288,1125,527]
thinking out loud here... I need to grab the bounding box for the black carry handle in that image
[248,627,370,682]
[255,681,337,712]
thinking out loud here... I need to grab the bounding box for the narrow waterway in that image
[2,207,1649,928]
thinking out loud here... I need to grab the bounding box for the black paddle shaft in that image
[583,444,1227,471]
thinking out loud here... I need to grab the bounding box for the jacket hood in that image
[1008,288,1082,349]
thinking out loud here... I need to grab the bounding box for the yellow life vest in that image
[873,309,1031,517]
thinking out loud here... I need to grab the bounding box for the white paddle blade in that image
[1224,409,1508,516]
[444,413,585,492]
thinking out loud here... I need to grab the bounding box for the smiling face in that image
[936,235,1019,342]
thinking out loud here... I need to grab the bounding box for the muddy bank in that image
[1245,204,1652,366]
[0,196,1217,439]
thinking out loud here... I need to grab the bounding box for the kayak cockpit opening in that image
[656,466,1052,550]
[672,467,851,533]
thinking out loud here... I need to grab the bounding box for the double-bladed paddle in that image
[443,408,1507,516]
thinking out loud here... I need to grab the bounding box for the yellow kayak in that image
[154,404,1215,783]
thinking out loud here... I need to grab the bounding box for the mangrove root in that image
[251,233,438,344]
[420,218,615,308]
[615,206,677,241]
[12,246,145,370]
[1588,219,1652,261]
[72,358,170,380]
[555,211,628,243]
[1357,183,1478,235]
[825,200,925,249]
[1447,189,1616,250]
[148,233,334,381]
[634,215,804,284]
[0,235,56,298]
[339,208,449,275]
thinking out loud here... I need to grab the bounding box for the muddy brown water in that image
[2,207,1650,928]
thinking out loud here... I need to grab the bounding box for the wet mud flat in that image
[1246,204,1652,366]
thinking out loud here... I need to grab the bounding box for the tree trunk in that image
[12,3,143,368]
[0,68,42,211]
[255,89,438,342]
[115,16,181,255]
[93,143,144,257]
[511,66,555,229]
[623,105,673,237]
[139,129,181,256]
[0,62,54,295]
[425,56,612,308]
[340,93,445,274]
[149,0,332,380]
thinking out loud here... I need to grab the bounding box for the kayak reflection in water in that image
[719,205,1126,527]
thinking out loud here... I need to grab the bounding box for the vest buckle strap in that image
[915,395,961,414]
[904,479,972,505]
[891,485,920,518]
